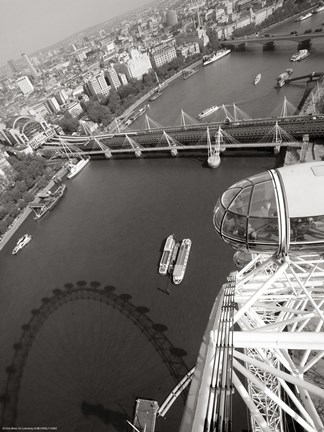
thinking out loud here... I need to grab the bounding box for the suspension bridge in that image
[43,99,323,164]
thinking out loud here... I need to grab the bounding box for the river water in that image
[1,13,324,432]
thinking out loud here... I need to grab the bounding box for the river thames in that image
[1,12,324,432]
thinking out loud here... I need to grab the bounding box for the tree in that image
[57,112,79,134]
[84,101,112,126]
[106,88,121,114]
[206,28,220,52]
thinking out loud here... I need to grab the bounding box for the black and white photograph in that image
[1,0,324,431]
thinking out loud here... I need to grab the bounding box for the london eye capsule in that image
[213,161,324,255]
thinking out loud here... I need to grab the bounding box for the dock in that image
[132,398,159,432]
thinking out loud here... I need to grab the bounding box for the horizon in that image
[0,0,157,67]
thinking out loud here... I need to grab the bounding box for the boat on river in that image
[12,234,32,255]
[295,12,312,21]
[203,48,231,66]
[159,234,176,275]
[173,239,191,284]
[198,105,219,119]
[149,90,162,101]
[275,68,294,88]
[290,49,310,62]
[31,184,67,220]
[313,5,324,13]
[254,73,261,85]
[67,157,90,179]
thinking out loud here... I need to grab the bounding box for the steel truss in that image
[231,252,324,432]
[180,253,324,432]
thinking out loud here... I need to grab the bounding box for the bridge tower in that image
[181,161,324,432]
[207,127,221,168]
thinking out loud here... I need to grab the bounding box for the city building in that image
[105,66,121,90]
[16,76,34,96]
[66,101,83,117]
[46,96,61,113]
[166,10,178,26]
[150,43,177,68]
[84,71,111,98]
[7,59,20,74]
[116,49,152,81]
[21,53,39,79]
[176,42,200,58]
[0,149,15,190]
[28,101,50,118]
[119,73,128,85]
[55,89,69,105]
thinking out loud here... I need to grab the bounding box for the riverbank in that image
[113,59,203,126]
[0,164,68,252]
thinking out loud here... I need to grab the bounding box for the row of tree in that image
[56,53,203,134]
[0,155,62,235]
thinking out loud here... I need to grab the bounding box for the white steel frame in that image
[231,252,324,432]
[180,252,324,432]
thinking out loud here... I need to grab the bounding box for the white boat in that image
[275,68,294,88]
[12,234,32,255]
[159,234,176,275]
[198,105,219,119]
[290,49,310,62]
[297,12,312,21]
[313,5,324,12]
[173,239,191,284]
[67,157,90,179]
[203,48,231,66]
[254,73,261,85]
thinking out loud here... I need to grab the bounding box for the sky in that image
[0,0,154,66]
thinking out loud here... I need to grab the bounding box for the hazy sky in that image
[0,0,153,66]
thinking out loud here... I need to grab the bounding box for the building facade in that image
[16,76,34,96]
[150,43,177,68]
[21,53,39,79]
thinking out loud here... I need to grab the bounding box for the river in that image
[1,12,324,432]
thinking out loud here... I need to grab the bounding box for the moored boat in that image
[31,184,67,220]
[67,157,90,179]
[275,68,294,88]
[168,242,180,273]
[12,234,32,255]
[159,234,176,275]
[313,5,324,12]
[173,239,191,284]
[203,48,231,66]
[290,49,310,62]
[198,105,219,119]
[254,73,261,85]
[149,90,162,101]
[295,12,312,21]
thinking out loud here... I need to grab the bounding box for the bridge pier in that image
[135,148,142,158]
[300,134,310,163]
[298,39,311,50]
[171,148,178,157]
[263,41,275,50]
[104,150,112,159]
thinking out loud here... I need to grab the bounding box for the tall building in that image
[84,71,111,98]
[7,59,20,74]
[166,10,178,26]
[21,53,39,79]
[150,43,177,68]
[105,66,121,90]
[117,49,152,81]
[16,76,34,96]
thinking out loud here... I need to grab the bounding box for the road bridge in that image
[222,32,324,48]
